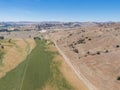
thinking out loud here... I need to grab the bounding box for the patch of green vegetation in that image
[23,39,31,54]
[49,60,73,90]
[0,39,73,90]
[0,51,5,65]
[0,39,8,43]
[21,39,53,90]
[0,57,28,90]
[48,41,54,45]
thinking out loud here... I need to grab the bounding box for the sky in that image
[0,0,120,22]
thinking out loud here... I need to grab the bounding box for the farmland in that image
[0,39,78,90]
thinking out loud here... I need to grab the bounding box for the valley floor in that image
[0,39,87,90]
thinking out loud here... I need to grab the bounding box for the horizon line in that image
[0,21,120,23]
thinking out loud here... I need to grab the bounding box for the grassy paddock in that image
[0,39,73,90]
[49,60,73,90]
[0,51,5,65]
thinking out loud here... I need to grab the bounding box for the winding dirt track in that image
[54,40,96,90]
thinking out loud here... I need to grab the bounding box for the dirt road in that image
[54,40,96,90]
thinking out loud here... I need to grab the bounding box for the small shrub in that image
[1,45,4,49]
[69,44,74,49]
[87,51,90,55]
[105,50,109,53]
[74,43,77,45]
[33,37,41,40]
[73,48,79,53]
[117,77,120,80]
[69,33,72,36]
[116,45,120,48]
[84,55,87,57]
[77,39,85,44]
[81,35,84,37]
[8,39,12,43]
[91,53,96,56]
[88,38,92,41]
[96,51,100,55]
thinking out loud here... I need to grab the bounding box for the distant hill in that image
[0,21,120,31]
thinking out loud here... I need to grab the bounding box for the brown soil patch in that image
[26,38,36,52]
[47,25,120,90]
[0,38,35,78]
[49,45,88,90]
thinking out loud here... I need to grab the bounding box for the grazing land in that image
[46,23,120,90]
[48,43,88,90]
[1,22,120,90]
[0,39,85,90]
[0,38,35,78]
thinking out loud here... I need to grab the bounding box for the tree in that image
[117,77,120,80]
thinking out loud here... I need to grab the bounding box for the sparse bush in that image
[69,44,74,49]
[116,45,120,48]
[91,53,96,56]
[87,51,90,55]
[81,35,84,37]
[69,33,72,36]
[1,45,4,49]
[8,39,12,43]
[88,38,92,41]
[84,55,87,57]
[33,37,41,40]
[96,51,100,55]
[81,30,85,32]
[74,42,77,45]
[117,77,120,80]
[115,27,120,30]
[98,35,101,37]
[48,41,54,45]
[85,37,88,39]
[77,39,85,44]
[105,50,109,53]
[73,48,79,53]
